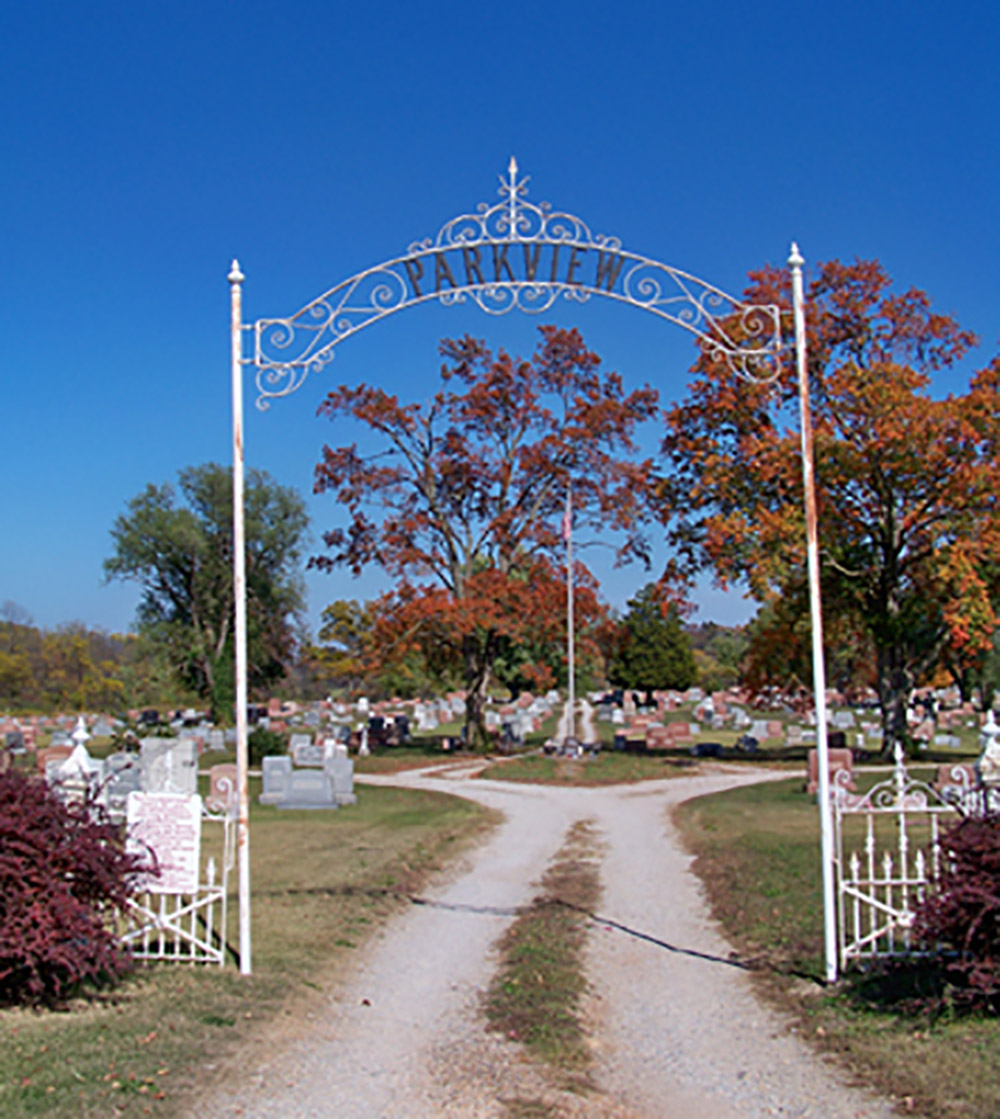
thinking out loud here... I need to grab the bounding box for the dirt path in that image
[202,762,895,1118]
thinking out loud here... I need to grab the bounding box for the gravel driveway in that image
[202,760,896,1119]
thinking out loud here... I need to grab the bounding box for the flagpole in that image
[565,485,575,743]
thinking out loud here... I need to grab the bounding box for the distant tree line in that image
[0,602,188,714]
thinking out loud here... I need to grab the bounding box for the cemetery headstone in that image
[806,747,856,796]
[749,719,770,742]
[259,756,293,805]
[645,725,673,749]
[292,738,325,767]
[205,764,238,815]
[105,751,142,817]
[36,744,73,773]
[325,754,357,806]
[280,769,337,810]
[140,737,198,796]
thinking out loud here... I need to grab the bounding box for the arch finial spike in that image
[509,155,518,178]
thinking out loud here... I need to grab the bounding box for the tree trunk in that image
[876,650,913,759]
[463,632,496,751]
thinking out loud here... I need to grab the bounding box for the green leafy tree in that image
[607,584,696,702]
[104,463,309,723]
[686,622,748,692]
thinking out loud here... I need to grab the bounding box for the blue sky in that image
[3,1,998,638]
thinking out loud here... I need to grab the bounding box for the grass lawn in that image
[0,779,496,1119]
[354,745,468,775]
[675,774,1000,1119]
[484,750,704,786]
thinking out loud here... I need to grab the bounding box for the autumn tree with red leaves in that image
[660,259,1000,754]
[314,326,658,744]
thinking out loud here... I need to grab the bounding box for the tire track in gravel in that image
[200,760,896,1118]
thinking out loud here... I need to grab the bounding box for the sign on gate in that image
[127,792,202,894]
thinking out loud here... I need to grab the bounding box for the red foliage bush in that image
[912,812,1000,1011]
[0,766,150,1005]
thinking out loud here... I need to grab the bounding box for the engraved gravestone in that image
[259,755,293,805]
[324,754,356,806]
[291,738,325,767]
[105,751,142,817]
[141,737,198,796]
[281,768,337,810]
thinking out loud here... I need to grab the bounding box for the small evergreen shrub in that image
[248,726,286,766]
[0,767,149,1006]
[912,812,1000,1012]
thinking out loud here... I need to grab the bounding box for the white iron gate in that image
[833,749,959,970]
[116,794,235,967]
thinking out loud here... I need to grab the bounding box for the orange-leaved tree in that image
[361,558,606,723]
[313,326,658,745]
[660,258,999,754]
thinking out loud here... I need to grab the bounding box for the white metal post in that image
[565,485,575,742]
[789,244,837,983]
[229,259,252,976]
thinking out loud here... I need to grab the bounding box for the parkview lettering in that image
[401,242,628,299]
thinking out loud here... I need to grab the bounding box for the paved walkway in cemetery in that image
[203,755,895,1119]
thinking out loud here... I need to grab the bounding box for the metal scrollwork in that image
[249,159,784,407]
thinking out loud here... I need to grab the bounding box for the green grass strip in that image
[485,821,601,1077]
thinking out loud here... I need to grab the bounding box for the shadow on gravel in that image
[267,884,821,984]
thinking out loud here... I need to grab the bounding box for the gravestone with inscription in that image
[105,751,142,818]
[325,754,357,806]
[259,755,292,805]
[280,769,337,810]
[291,738,325,767]
[140,737,198,796]
[289,732,312,754]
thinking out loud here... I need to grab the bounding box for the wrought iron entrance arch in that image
[228,161,836,985]
[249,159,782,407]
